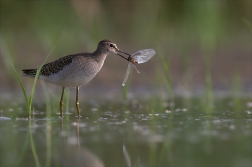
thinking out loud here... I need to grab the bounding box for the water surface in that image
[0,97,251,167]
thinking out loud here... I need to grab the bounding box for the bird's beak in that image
[113,46,120,53]
[116,50,132,62]
[118,50,131,57]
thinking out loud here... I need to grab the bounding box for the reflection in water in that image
[0,97,251,167]
[123,145,131,167]
[57,146,104,167]
[56,119,104,167]
[123,144,142,167]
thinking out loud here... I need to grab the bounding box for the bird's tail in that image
[22,69,37,77]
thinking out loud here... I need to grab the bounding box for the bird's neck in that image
[92,49,108,63]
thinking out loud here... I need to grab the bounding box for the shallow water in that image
[0,97,252,167]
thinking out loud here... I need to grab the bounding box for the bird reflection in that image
[56,119,104,167]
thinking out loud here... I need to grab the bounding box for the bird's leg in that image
[76,87,81,118]
[60,87,65,117]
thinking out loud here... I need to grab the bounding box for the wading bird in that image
[23,39,130,118]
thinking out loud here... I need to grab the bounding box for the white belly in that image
[39,59,103,87]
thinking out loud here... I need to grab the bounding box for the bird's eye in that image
[109,44,114,48]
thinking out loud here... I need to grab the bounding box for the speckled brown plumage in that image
[41,54,76,76]
[22,54,77,77]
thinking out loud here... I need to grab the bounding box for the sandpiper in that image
[22,39,131,118]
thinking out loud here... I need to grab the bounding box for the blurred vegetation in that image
[0,0,251,97]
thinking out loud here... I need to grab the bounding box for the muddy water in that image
[0,97,252,167]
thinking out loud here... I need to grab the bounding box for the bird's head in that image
[97,39,132,61]
[98,40,120,54]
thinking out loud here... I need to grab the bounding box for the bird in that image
[22,39,131,118]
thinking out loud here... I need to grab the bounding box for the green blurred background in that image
[0,0,251,97]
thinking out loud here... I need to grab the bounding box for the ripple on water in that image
[0,116,11,120]
[71,122,87,127]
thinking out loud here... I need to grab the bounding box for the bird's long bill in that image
[118,50,131,57]
[116,53,129,61]
[117,50,132,62]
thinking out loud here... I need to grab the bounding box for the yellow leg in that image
[60,87,65,117]
[76,87,81,118]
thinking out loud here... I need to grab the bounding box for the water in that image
[0,97,251,167]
